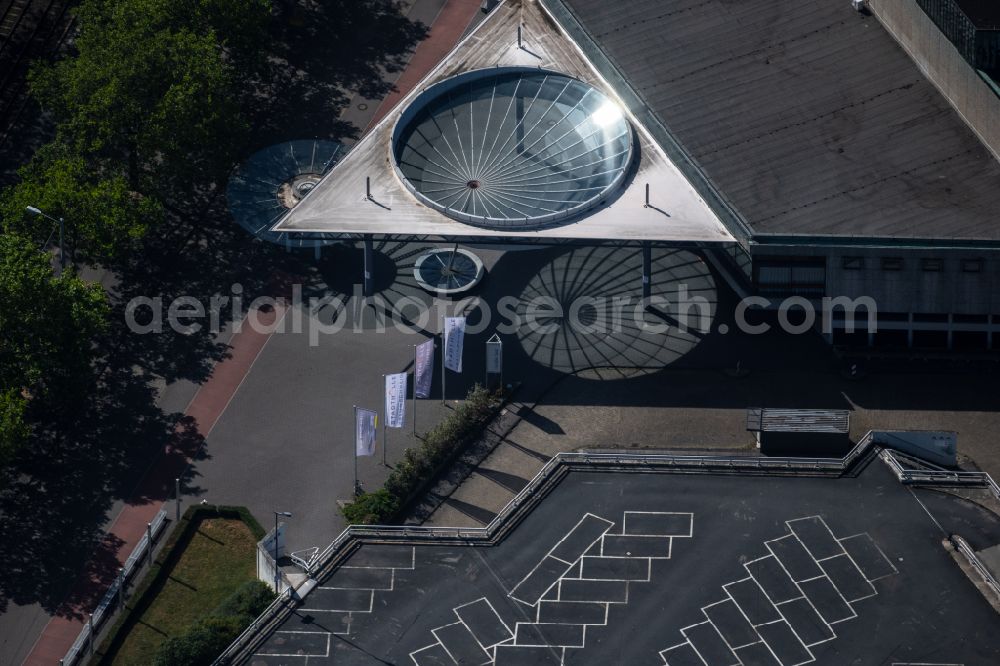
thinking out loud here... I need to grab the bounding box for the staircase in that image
[411,510,694,665]
[300,545,415,636]
[659,516,898,666]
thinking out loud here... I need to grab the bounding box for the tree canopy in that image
[29,0,271,193]
[0,145,162,266]
[0,234,109,461]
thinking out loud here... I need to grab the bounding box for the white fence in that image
[61,508,169,666]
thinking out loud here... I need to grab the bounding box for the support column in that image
[947,314,954,350]
[641,243,651,301]
[363,235,374,298]
[906,312,914,348]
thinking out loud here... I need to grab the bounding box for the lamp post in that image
[25,206,65,269]
[273,511,291,592]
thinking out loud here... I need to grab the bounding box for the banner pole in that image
[353,405,358,495]
[412,345,417,435]
[382,375,387,466]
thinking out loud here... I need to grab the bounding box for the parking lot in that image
[247,458,1000,665]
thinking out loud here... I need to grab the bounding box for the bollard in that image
[175,478,181,522]
[146,523,153,566]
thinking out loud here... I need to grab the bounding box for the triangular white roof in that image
[272,0,733,243]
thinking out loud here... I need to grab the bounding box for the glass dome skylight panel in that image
[227,140,344,247]
[392,68,633,230]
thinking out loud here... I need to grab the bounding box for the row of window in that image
[842,256,985,272]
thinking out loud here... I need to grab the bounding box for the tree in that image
[0,233,109,410]
[28,0,272,194]
[0,144,162,266]
[0,388,29,467]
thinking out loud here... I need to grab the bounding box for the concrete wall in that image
[869,0,1000,161]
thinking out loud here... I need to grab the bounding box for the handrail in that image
[952,534,1000,602]
[62,508,169,665]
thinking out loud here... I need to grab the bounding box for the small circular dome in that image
[392,68,633,230]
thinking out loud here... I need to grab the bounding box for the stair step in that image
[775,597,834,647]
[558,578,629,603]
[723,578,781,625]
[515,622,585,648]
[579,555,650,581]
[755,621,813,666]
[765,534,823,582]
[786,517,844,561]
[798,576,856,624]
[537,600,608,625]
[702,599,759,649]
[681,621,740,666]
[494,644,564,665]
[307,587,373,612]
[745,556,801,604]
[411,642,457,666]
[432,622,491,665]
[454,598,514,649]
[623,511,693,537]
[602,535,673,558]
[325,566,394,590]
[660,641,707,666]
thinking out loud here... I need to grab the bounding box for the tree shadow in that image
[249,0,429,146]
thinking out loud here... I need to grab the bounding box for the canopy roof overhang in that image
[271,0,734,245]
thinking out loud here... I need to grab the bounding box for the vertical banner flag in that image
[414,339,434,398]
[355,408,377,456]
[385,373,407,428]
[444,317,466,372]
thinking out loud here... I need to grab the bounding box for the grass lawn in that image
[104,517,258,665]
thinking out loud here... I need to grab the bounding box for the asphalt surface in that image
[247,458,1000,665]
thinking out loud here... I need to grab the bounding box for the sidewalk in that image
[423,367,1000,528]
[20,4,486,662]
[22,303,287,665]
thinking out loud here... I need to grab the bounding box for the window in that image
[755,258,826,297]
[920,258,943,272]
[842,256,865,270]
[881,257,904,271]
[961,258,984,273]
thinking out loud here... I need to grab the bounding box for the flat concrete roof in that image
[556,0,1000,242]
[271,0,734,245]
[248,458,1000,665]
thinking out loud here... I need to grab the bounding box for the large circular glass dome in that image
[392,68,633,230]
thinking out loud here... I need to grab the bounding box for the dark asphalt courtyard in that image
[245,458,1000,665]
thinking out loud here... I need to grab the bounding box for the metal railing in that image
[216,433,1000,664]
[952,534,1000,601]
[880,449,1000,500]
[214,438,881,663]
[62,508,169,666]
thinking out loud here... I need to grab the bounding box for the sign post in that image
[486,333,503,389]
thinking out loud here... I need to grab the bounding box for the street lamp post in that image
[25,206,65,269]
[273,511,292,592]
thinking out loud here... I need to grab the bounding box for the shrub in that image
[152,581,274,666]
[343,385,503,525]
